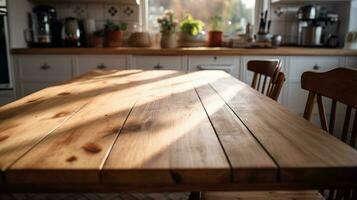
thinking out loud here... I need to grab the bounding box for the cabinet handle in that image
[97,63,107,69]
[154,64,163,70]
[313,65,320,70]
[213,56,217,60]
[40,63,51,70]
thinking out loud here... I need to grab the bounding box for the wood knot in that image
[53,111,70,118]
[27,97,43,103]
[0,135,10,142]
[82,143,102,154]
[58,92,71,96]
[66,156,77,162]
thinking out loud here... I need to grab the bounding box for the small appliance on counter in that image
[297,5,340,47]
[25,5,61,47]
[62,17,84,47]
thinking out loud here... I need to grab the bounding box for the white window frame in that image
[140,0,270,33]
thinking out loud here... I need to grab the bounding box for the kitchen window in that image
[144,0,257,36]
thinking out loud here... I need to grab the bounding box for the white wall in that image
[8,0,32,48]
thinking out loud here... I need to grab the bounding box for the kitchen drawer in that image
[77,55,128,75]
[18,55,73,82]
[188,56,239,78]
[132,56,186,71]
[288,56,339,81]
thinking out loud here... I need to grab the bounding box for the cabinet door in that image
[132,56,186,71]
[188,56,240,78]
[77,55,128,75]
[18,55,73,82]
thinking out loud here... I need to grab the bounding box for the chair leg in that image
[188,192,201,200]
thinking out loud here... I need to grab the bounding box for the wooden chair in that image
[247,60,283,101]
[301,68,357,200]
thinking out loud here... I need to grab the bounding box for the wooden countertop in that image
[1,70,357,193]
[11,47,357,56]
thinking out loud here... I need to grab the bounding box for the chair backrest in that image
[247,60,282,100]
[301,68,357,148]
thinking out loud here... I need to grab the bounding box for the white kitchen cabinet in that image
[76,55,128,75]
[15,55,74,97]
[18,55,73,82]
[188,55,240,78]
[131,56,187,71]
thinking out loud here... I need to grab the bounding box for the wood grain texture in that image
[203,71,357,186]
[1,69,357,191]
[102,73,231,186]
[11,47,357,56]
[190,73,277,183]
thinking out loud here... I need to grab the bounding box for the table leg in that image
[188,192,201,200]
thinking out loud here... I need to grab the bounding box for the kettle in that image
[62,17,82,47]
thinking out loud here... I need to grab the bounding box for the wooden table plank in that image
[205,71,357,187]
[0,71,117,174]
[5,70,182,185]
[190,73,278,184]
[102,73,231,186]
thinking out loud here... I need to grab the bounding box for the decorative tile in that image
[119,5,139,21]
[54,3,74,20]
[105,4,120,20]
[70,4,88,19]
[270,4,287,21]
[87,3,105,20]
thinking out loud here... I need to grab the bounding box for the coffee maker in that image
[25,5,61,47]
[297,5,339,47]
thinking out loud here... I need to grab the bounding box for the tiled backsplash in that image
[47,3,140,32]
[269,2,349,45]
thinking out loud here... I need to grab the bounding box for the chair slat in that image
[257,74,262,92]
[329,99,337,135]
[251,73,258,88]
[262,76,268,94]
[317,94,328,132]
[303,92,316,120]
[341,106,352,142]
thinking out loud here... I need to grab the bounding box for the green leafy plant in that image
[104,20,128,32]
[179,14,204,36]
[157,10,178,34]
[210,15,223,31]
[93,29,104,37]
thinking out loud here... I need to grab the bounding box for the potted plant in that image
[91,29,104,48]
[104,20,127,47]
[157,10,179,48]
[178,14,205,47]
[208,15,223,47]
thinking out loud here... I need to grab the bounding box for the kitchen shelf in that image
[29,0,140,4]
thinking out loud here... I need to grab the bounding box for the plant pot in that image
[178,32,206,47]
[91,36,103,48]
[208,31,223,47]
[106,30,124,47]
[128,32,152,47]
[160,32,177,48]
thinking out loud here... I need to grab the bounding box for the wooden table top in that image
[0,70,357,193]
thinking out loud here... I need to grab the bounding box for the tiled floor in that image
[0,193,189,200]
